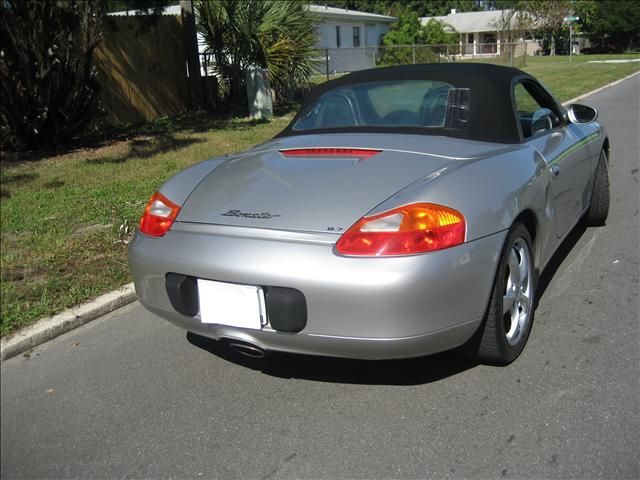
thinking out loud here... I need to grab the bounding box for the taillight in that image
[139,192,181,237]
[280,148,381,159]
[336,203,466,256]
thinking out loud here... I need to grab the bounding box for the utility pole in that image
[181,0,204,109]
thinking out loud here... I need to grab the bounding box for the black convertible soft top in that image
[277,63,537,144]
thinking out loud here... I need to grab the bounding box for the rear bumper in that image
[144,303,482,360]
[128,223,506,360]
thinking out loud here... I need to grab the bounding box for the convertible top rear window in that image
[278,64,541,144]
[293,80,463,131]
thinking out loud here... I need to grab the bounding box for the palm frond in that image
[195,0,318,105]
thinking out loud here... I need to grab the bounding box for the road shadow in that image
[187,332,478,386]
[536,222,588,304]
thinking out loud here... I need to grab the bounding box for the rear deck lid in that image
[176,134,505,233]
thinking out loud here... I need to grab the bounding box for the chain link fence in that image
[313,43,537,78]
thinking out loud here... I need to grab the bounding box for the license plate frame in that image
[197,279,266,330]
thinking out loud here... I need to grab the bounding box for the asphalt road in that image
[2,74,639,480]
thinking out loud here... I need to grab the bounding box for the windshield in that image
[293,80,462,131]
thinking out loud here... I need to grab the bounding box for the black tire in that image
[583,149,610,226]
[463,223,536,365]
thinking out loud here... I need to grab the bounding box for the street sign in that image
[564,16,580,63]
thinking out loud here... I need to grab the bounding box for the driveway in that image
[1,74,639,479]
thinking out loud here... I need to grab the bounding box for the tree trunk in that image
[180,0,204,110]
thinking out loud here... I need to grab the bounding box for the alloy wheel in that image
[503,238,533,346]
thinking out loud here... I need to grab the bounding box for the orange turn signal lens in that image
[336,203,466,256]
[139,192,181,237]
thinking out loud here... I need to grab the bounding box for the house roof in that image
[107,4,181,16]
[109,3,397,23]
[421,9,518,33]
[308,4,396,23]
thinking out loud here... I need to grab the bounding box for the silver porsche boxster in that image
[128,63,609,365]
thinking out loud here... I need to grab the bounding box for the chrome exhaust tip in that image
[228,341,266,358]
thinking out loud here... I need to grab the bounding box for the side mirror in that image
[531,107,553,136]
[567,103,598,124]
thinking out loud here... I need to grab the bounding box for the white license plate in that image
[197,279,266,329]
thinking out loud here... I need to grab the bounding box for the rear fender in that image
[371,145,553,269]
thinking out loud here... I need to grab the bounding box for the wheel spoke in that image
[508,249,520,286]
[518,249,528,289]
[511,317,521,341]
[503,292,516,316]
[519,292,530,311]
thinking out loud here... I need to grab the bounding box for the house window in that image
[336,25,341,48]
[483,33,496,44]
[353,26,360,47]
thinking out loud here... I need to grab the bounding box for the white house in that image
[310,4,396,49]
[309,4,396,73]
[110,3,397,74]
[421,9,540,57]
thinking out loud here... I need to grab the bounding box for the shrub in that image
[0,0,105,152]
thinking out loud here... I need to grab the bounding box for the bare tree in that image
[490,7,536,44]
[518,0,572,55]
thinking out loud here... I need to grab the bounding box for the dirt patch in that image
[1,232,19,244]
[70,224,113,238]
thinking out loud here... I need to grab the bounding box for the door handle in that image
[550,165,560,176]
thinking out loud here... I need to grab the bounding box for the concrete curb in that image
[561,70,640,106]
[1,283,136,361]
[2,69,639,363]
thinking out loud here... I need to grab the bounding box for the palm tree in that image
[196,0,318,106]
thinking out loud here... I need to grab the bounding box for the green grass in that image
[1,54,639,336]
[524,52,640,64]
[521,58,640,102]
[456,53,640,101]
